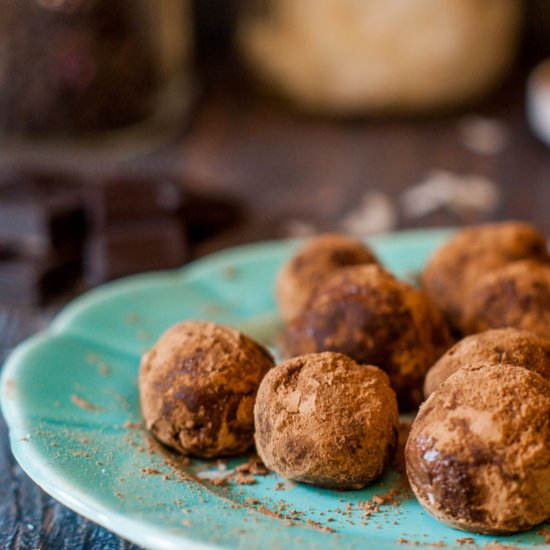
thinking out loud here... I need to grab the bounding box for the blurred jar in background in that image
[526,0,550,59]
[0,0,193,156]
[236,0,522,115]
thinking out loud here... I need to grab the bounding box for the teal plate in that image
[2,228,550,550]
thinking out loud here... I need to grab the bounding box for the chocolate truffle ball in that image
[284,264,452,409]
[254,352,398,489]
[464,260,550,339]
[422,222,549,333]
[139,321,274,458]
[424,328,550,398]
[407,363,550,535]
[276,233,379,324]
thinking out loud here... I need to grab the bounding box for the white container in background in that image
[237,0,522,115]
[527,59,550,147]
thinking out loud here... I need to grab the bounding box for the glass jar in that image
[236,0,522,115]
[0,0,193,159]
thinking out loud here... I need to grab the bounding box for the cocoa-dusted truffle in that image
[139,321,274,458]
[424,328,550,398]
[284,264,452,409]
[254,352,398,489]
[276,233,378,324]
[464,259,550,339]
[422,222,549,333]
[406,363,550,535]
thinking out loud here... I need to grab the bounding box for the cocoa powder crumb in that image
[537,527,550,544]
[70,395,102,411]
[257,505,282,519]
[234,474,256,485]
[141,467,162,476]
[71,450,89,458]
[125,312,141,325]
[235,457,269,476]
[209,477,228,487]
[97,362,111,376]
[123,421,143,430]
[306,519,335,533]
[221,266,239,280]
[397,540,420,546]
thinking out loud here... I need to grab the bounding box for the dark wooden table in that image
[2,51,550,548]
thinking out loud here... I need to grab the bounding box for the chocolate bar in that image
[85,174,185,227]
[181,191,244,241]
[84,218,188,284]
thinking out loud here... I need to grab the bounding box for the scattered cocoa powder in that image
[209,477,227,487]
[141,467,162,476]
[306,519,334,533]
[123,421,143,430]
[70,394,102,411]
[234,474,256,486]
[537,526,550,543]
[235,457,269,476]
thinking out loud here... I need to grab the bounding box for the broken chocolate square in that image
[84,174,184,227]
[84,218,188,284]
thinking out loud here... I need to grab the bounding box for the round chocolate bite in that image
[276,233,378,324]
[139,321,274,458]
[254,352,398,489]
[464,260,550,339]
[422,222,549,333]
[424,328,550,398]
[406,363,550,535]
[284,264,452,409]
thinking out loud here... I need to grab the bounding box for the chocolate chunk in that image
[84,218,188,284]
[0,169,86,253]
[85,174,184,226]
[181,191,244,241]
